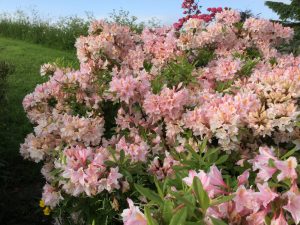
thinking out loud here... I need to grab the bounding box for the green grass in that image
[0,37,77,225]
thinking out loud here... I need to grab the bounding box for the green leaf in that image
[134,184,164,206]
[203,148,219,160]
[237,59,258,77]
[265,215,271,225]
[162,200,173,224]
[281,147,298,160]
[216,80,233,93]
[169,207,187,225]
[145,206,159,225]
[215,155,229,165]
[194,47,215,67]
[171,192,195,209]
[210,217,228,225]
[186,222,205,225]
[192,177,210,212]
[199,138,208,153]
[186,143,200,160]
[163,178,170,193]
[119,150,125,164]
[210,195,235,206]
[154,176,164,199]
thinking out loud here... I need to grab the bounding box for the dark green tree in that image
[265,0,300,55]
[265,0,300,21]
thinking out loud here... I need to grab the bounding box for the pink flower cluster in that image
[141,27,179,68]
[182,91,260,150]
[116,135,149,162]
[178,9,293,57]
[250,147,298,183]
[183,154,300,225]
[148,152,180,180]
[143,86,189,123]
[58,145,123,196]
[183,165,228,198]
[174,0,223,30]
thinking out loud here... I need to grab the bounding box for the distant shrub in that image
[0,9,160,50]
[0,10,92,50]
[107,9,160,33]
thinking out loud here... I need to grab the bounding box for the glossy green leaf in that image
[215,155,229,165]
[210,217,228,225]
[162,200,173,224]
[169,207,187,225]
[192,177,210,212]
[154,176,164,199]
[210,195,235,206]
[145,206,159,225]
[281,147,298,160]
[134,184,163,206]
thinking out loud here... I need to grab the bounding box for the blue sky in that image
[0,0,291,24]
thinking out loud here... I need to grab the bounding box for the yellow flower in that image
[39,200,45,208]
[43,207,51,216]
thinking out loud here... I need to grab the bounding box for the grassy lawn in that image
[0,37,77,225]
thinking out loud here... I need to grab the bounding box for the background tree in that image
[265,0,300,21]
[266,0,300,55]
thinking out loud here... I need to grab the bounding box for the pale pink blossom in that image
[271,211,288,225]
[237,170,250,186]
[246,209,268,225]
[42,183,62,209]
[233,186,260,213]
[256,183,278,208]
[208,165,227,189]
[275,157,298,181]
[106,167,123,192]
[121,198,147,225]
[283,190,300,224]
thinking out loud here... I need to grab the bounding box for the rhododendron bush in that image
[21,3,300,225]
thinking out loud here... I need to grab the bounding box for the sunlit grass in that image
[0,37,77,224]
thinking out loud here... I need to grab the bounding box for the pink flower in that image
[256,166,277,183]
[148,152,180,180]
[237,170,250,186]
[183,170,210,187]
[106,167,123,192]
[109,75,139,104]
[215,10,241,24]
[214,58,242,81]
[275,157,298,181]
[233,186,260,213]
[208,165,227,188]
[271,211,288,225]
[183,169,218,198]
[250,146,278,182]
[256,183,278,208]
[116,136,149,162]
[143,86,189,122]
[283,189,300,224]
[42,184,62,208]
[246,209,268,225]
[121,198,147,225]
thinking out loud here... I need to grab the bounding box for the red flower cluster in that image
[182,0,201,15]
[174,0,224,30]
